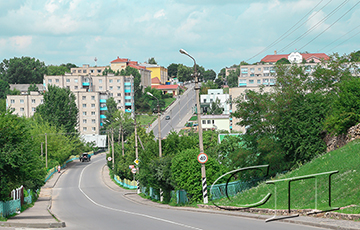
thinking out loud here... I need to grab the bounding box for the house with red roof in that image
[151,84,180,96]
[261,51,329,64]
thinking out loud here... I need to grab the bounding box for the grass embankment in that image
[136,114,157,126]
[213,139,360,214]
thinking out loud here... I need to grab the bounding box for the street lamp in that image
[146,92,162,157]
[179,48,208,204]
[147,91,163,201]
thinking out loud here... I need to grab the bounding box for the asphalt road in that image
[51,154,326,230]
[151,83,196,138]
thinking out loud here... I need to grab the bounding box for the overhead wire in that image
[327,29,360,52]
[279,0,349,53]
[298,1,360,51]
[246,0,326,62]
[320,24,360,51]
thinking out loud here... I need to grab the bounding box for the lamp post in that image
[146,92,162,157]
[147,91,163,201]
[179,49,208,204]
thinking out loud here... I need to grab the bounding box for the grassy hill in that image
[213,139,360,214]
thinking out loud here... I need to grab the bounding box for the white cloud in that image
[9,36,32,50]
[45,0,59,13]
[154,9,165,19]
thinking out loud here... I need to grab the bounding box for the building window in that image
[92,127,96,131]
[90,70,94,73]
[66,86,70,89]
[257,80,261,84]
[264,67,269,71]
[92,119,96,123]
[249,80,254,84]
[32,99,36,103]
[210,99,213,102]
[83,70,86,73]
[75,86,78,89]
[83,119,87,123]
[202,120,206,124]
[91,111,95,115]
[32,107,36,112]
[91,96,95,100]
[10,99,15,103]
[204,99,207,103]
[212,120,215,124]
[55,79,59,83]
[97,69,101,73]
[99,86,103,90]
[117,79,120,83]
[91,104,95,108]
[82,96,86,100]
[72,70,76,73]
[109,79,113,83]
[99,79,102,83]
[48,79,52,83]
[74,79,78,83]
[20,108,24,111]
[20,99,24,104]
[83,112,87,116]
[66,79,70,83]
[207,120,211,124]
[78,70,81,73]
[109,86,113,90]
[110,93,113,97]
[117,100,121,103]
[258,68,261,71]
[117,86,120,90]
[117,93,121,96]
[41,99,44,103]
[83,127,87,131]
[82,104,86,108]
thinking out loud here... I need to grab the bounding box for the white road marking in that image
[78,163,203,230]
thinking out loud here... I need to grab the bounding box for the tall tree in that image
[208,98,223,115]
[27,83,39,94]
[0,79,9,99]
[167,63,179,78]
[148,57,157,65]
[0,57,47,84]
[203,69,216,81]
[36,85,78,134]
[47,65,70,75]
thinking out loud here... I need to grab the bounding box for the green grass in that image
[136,114,157,126]
[189,116,197,121]
[163,98,176,109]
[213,139,360,213]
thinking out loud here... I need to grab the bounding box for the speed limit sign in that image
[197,153,208,164]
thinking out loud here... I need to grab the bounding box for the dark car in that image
[79,153,91,162]
[165,115,170,120]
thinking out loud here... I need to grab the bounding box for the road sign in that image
[131,168,137,174]
[134,159,139,165]
[107,157,112,162]
[129,165,135,169]
[197,153,208,164]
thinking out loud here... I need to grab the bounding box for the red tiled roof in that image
[128,64,146,70]
[152,85,179,90]
[151,77,161,84]
[261,53,329,63]
[261,54,289,63]
[111,56,129,63]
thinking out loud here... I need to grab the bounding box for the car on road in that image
[165,115,170,120]
[79,153,91,162]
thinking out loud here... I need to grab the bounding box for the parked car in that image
[165,115,170,120]
[79,153,91,162]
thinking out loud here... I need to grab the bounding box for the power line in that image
[299,1,360,51]
[279,0,349,53]
[327,29,360,52]
[246,0,326,62]
[320,24,360,51]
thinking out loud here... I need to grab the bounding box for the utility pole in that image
[180,49,208,204]
[45,133,48,168]
[41,142,43,157]
[121,125,124,157]
[111,128,114,170]
[134,115,140,194]
[157,102,162,157]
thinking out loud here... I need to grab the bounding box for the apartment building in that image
[140,63,168,84]
[43,73,134,135]
[6,91,43,117]
[71,64,107,75]
[200,89,230,114]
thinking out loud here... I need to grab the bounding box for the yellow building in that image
[141,63,168,84]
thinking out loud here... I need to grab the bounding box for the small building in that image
[140,63,168,84]
[200,114,230,132]
[151,84,180,96]
[200,89,230,114]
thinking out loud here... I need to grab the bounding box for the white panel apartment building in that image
[6,91,44,117]
[43,73,134,135]
[200,89,230,114]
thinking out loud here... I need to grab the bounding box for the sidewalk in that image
[0,167,66,229]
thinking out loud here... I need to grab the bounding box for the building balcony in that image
[100,99,106,103]
[100,107,108,111]
[100,115,106,119]
[125,109,132,113]
[125,89,131,93]
[125,96,132,100]
[124,82,131,86]
[125,102,132,106]
[82,82,90,86]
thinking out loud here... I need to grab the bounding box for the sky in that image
[0,0,359,74]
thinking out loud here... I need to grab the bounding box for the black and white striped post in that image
[180,48,208,204]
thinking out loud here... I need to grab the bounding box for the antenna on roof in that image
[94,57,98,67]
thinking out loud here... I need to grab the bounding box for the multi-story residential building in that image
[140,63,168,85]
[70,64,107,75]
[6,91,43,117]
[200,89,230,114]
[110,57,152,89]
[43,73,134,135]
[9,84,44,93]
